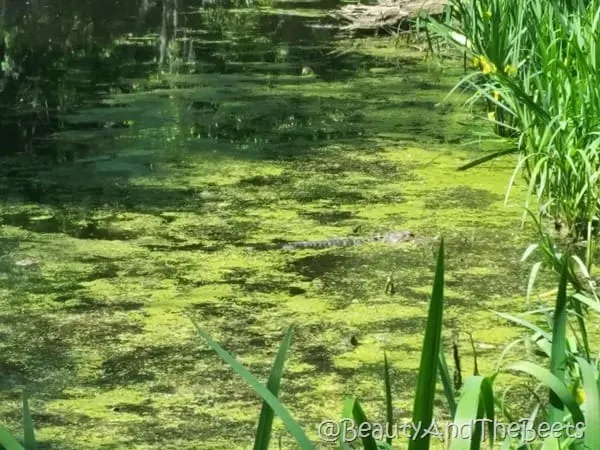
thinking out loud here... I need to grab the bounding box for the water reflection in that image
[0,0,345,159]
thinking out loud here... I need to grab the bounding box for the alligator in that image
[281,230,415,250]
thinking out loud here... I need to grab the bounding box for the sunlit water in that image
[0,1,554,448]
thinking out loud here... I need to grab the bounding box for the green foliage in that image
[253,327,294,450]
[491,261,596,448]
[408,238,445,450]
[427,14,600,447]
[340,398,379,449]
[548,260,569,424]
[438,349,458,418]
[0,392,35,450]
[191,322,315,448]
[2,240,599,449]
[21,392,35,450]
[448,376,495,449]
[191,238,600,449]
[429,0,600,252]
[382,353,394,446]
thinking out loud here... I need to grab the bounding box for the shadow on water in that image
[0,0,435,144]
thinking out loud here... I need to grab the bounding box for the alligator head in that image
[384,231,415,244]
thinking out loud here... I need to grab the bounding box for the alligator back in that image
[282,231,414,250]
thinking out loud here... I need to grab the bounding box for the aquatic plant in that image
[194,240,600,449]
[0,391,35,450]
[429,0,600,257]
[2,240,598,448]
[192,240,446,449]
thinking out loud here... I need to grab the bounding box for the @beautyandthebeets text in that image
[317,418,585,443]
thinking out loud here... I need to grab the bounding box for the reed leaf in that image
[253,327,294,450]
[340,398,378,450]
[408,238,445,450]
[507,361,585,425]
[548,260,568,424]
[383,352,394,446]
[191,320,315,449]
[21,392,35,450]
[576,357,599,448]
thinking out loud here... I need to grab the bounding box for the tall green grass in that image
[193,240,598,449]
[0,391,36,450]
[428,4,600,402]
[429,0,600,255]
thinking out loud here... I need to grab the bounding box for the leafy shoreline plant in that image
[191,240,596,449]
[427,2,600,410]
[429,0,600,262]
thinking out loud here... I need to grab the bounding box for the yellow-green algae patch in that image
[0,31,592,450]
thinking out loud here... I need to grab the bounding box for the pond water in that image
[0,0,544,448]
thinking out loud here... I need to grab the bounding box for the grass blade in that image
[439,347,457,418]
[576,357,599,448]
[253,327,294,450]
[548,261,568,424]
[540,437,560,450]
[572,293,600,314]
[521,243,539,262]
[499,435,511,450]
[493,311,552,341]
[526,261,543,304]
[190,320,316,449]
[507,361,585,425]
[21,392,35,450]
[0,426,26,450]
[383,352,394,446]
[457,147,519,171]
[571,297,591,362]
[340,397,378,450]
[448,376,495,450]
[408,238,445,450]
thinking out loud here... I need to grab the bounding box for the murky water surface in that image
[0,1,544,448]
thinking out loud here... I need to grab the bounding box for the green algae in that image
[0,21,587,450]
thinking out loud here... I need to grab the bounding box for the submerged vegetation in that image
[1,0,600,448]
